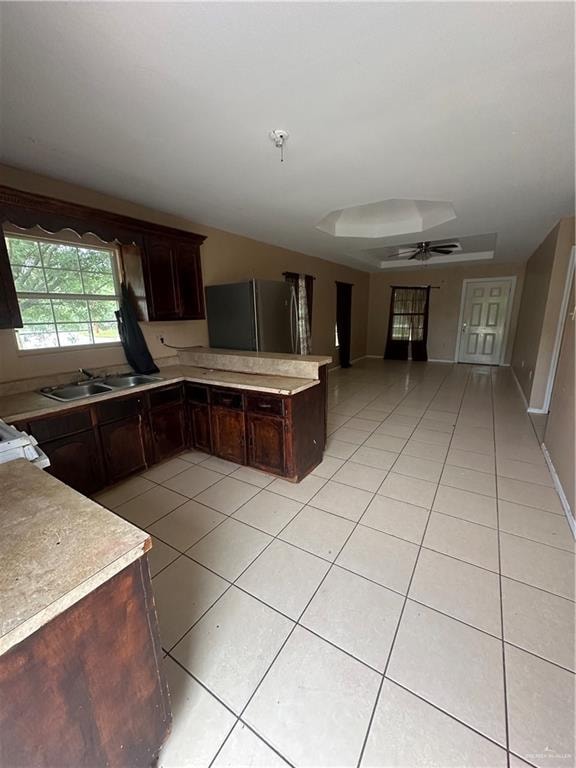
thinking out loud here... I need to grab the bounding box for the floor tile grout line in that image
[165,653,297,768]
[136,362,564,765]
[355,364,472,768]
[207,370,446,766]
[383,677,509,755]
[490,367,512,768]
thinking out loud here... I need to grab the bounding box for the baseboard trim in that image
[329,354,368,372]
[541,443,576,540]
[428,358,455,364]
[511,366,530,411]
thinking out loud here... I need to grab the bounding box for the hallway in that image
[96,360,575,768]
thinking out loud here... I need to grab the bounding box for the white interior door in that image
[458,279,512,364]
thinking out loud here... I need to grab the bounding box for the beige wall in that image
[0,165,369,384]
[544,276,575,517]
[511,217,575,409]
[367,262,525,362]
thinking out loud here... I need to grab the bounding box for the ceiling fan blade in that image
[434,243,458,249]
[430,248,456,255]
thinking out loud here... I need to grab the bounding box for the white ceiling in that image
[0,2,574,272]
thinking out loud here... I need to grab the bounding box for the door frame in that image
[541,246,576,413]
[454,276,517,364]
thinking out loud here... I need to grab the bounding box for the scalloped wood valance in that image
[0,186,206,247]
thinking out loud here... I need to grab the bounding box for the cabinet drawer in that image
[246,394,284,417]
[185,384,210,404]
[211,389,244,410]
[95,396,141,424]
[28,408,92,442]
[149,385,183,410]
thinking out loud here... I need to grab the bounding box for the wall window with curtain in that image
[283,272,314,354]
[384,286,430,361]
[336,281,353,368]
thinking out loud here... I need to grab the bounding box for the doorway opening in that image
[455,277,516,365]
[335,282,353,368]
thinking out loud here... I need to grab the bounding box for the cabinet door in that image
[174,240,205,319]
[211,407,246,464]
[100,416,147,484]
[189,403,212,453]
[42,430,105,496]
[150,404,186,463]
[247,414,286,476]
[143,237,179,321]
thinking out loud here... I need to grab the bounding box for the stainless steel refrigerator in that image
[205,280,299,353]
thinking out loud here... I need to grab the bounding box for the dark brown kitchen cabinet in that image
[148,385,186,462]
[42,430,105,496]
[247,413,286,476]
[137,235,205,322]
[100,416,148,483]
[189,403,212,453]
[211,408,246,464]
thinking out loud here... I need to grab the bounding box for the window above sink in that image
[5,230,121,351]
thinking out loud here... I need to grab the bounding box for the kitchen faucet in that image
[78,368,98,381]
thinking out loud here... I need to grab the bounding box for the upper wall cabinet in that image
[140,235,205,321]
[0,185,206,328]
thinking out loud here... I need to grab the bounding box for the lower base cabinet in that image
[188,402,212,453]
[100,416,148,484]
[247,413,286,475]
[16,375,326,495]
[211,406,246,464]
[43,429,104,496]
[0,557,170,767]
[149,403,186,462]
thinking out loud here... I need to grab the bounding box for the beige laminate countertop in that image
[0,459,149,655]
[0,364,320,423]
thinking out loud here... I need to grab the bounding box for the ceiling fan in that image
[398,240,459,261]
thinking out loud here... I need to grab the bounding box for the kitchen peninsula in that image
[0,459,169,767]
[0,348,332,496]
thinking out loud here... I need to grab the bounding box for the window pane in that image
[78,248,114,273]
[19,298,54,324]
[88,299,118,322]
[16,327,58,349]
[6,235,120,351]
[7,238,42,267]
[56,323,92,346]
[83,271,116,295]
[45,269,83,293]
[52,299,90,323]
[41,243,80,270]
[13,266,47,293]
[93,321,120,343]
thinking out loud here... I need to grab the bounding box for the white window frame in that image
[6,231,122,353]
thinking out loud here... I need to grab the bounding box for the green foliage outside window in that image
[6,235,121,350]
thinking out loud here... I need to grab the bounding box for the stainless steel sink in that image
[42,382,114,401]
[40,374,164,401]
[104,374,163,388]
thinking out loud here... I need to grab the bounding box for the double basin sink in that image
[41,374,163,402]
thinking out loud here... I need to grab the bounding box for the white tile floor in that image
[94,360,575,768]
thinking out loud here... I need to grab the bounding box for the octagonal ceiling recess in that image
[315,199,457,239]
